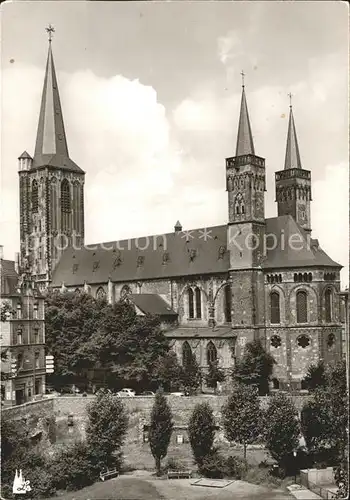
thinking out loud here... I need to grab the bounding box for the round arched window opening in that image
[270,335,282,348]
[327,333,336,349]
[297,335,311,348]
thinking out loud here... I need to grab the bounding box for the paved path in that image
[287,484,322,499]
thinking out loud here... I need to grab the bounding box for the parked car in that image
[139,391,155,396]
[60,385,81,395]
[116,388,136,397]
[170,391,185,397]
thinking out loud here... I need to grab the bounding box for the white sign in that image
[12,469,31,495]
[239,337,247,347]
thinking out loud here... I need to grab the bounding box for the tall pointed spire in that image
[235,72,255,157]
[284,95,302,170]
[33,27,83,173]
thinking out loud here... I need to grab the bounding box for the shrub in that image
[188,402,216,468]
[149,390,174,475]
[224,455,248,479]
[200,450,227,479]
[27,468,56,499]
[165,457,186,472]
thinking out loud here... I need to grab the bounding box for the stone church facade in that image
[17,39,343,389]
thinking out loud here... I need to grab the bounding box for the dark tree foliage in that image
[152,351,183,392]
[45,290,173,391]
[303,360,327,391]
[148,390,174,475]
[221,384,263,460]
[85,391,129,470]
[181,352,202,394]
[188,402,216,468]
[264,392,300,470]
[232,339,276,395]
[301,360,348,464]
[205,361,225,391]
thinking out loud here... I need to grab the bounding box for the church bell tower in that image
[18,26,85,290]
[226,74,266,358]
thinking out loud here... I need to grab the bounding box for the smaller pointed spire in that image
[284,94,302,170]
[235,73,255,157]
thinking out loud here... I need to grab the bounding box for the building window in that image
[33,303,38,319]
[17,328,23,345]
[207,341,217,365]
[188,288,194,319]
[270,292,280,324]
[296,291,307,323]
[224,284,232,322]
[270,335,282,348]
[34,328,39,344]
[17,353,24,369]
[327,333,336,348]
[32,180,38,213]
[96,287,106,301]
[195,287,202,319]
[35,352,40,369]
[61,179,71,213]
[182,341,192,367]
[325,289,332,322]
[17,303,22,320]
[297,334,310,348]
[120,285,131,300]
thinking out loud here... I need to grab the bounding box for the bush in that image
[200,450,227,479]
[165,457,186,472]
[28,468,56,499]
[224,455,248,479]
[188,402,216,468]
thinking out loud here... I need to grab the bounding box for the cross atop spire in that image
[240,70,245,87]
[45,24,55,43]
[288,92,293,108]
[284,97,302,170]
[235,81,255,157]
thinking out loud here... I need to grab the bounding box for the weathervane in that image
[46,24,55,43]
[240,70,245,87]
[288,92,293,108]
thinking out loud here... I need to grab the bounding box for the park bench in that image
[167,470,192,479]
[99,468,119,481]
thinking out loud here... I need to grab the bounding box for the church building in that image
[17,37,343,390]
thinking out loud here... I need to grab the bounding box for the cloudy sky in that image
[1,1,348,286]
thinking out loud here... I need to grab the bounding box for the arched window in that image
[207,341,217,365]
[325,289,332,322]
[224,284,232,322]
[182,341,192,367]
[120,285,131,300]
[96,287,106,301]
[61,179,71,213]
[188,288,194,318]
[32,180,38,213]
[195,287,202,319]
[270,292,280,324]
[17,328,22,345]
[296,291,307,323]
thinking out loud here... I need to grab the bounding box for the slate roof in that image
[235,86,255,156]
[51,215,341,287]
[0,259,19,297]
[284,106,302,170]
[130,294,177,317]
[164,326,234,338]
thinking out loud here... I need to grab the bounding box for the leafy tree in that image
[181,352,202,394]
[264,392,300,471]
[334,462,349,499]
[148,390,174,475]
[188,402,216,469]
[85,391,128,470]
[232,339,276,395]
[152,351,183,392]
[303,360,326,391]
[205,361,225,391]
[221,384,262,460]
[301,360,348,463]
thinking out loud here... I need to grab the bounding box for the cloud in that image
[217,30,243,65]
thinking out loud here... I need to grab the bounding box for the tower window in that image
[296,291,307,323]
[33,303,38,319]
[241,205,245,214]
[182,341,193,367]
[32,180,38,213]
[236,206,240,215]
[297,334,310,348]
[188,288,194,319]
[195,287,202,319]
[34,327,39,343]
[325,289,332,322]
[35,352,40,369]
[270,335,282,348]
[61,179,71,213]
[270,292,280,324]
[207,341,217,365]
[224,284,232,322]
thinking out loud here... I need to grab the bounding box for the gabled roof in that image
[51,215,341,287]
[284,106,302,170]
[235,86,255,157]
[0,259,19,297]
[32,43,84,174]
[129,294,177,317]
[18,151,32,160]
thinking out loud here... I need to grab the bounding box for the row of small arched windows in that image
[182,340,217,367]
[294,273,312,283]
[270,332,336,349]
[270,289,333,324]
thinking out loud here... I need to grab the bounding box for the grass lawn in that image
[53,473,293,500]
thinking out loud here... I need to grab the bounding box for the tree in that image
[148,390,173,475]
[188,402,216,469]
[85,391,128,470]
[303,361,326,391]
[221,384,262,460]
[232,339,276,395]
[152,351,183,392]
[205,361,225,392]
[264,392,300,471]
[301,360,348,463]
[181,352,202,394]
